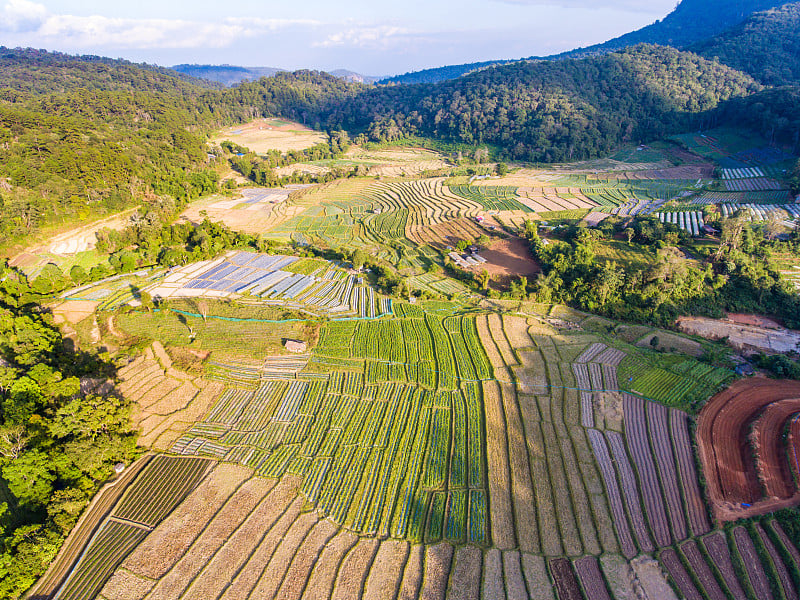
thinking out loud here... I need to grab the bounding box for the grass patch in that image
[115,309,306,360]
[593,240,653,270]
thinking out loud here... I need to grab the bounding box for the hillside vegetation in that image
[379,59,516,86]
[557,0,792,59]
[0,47,220,94]
[0,43,783,247]
[0,51,254,246]
[330,46,761,161]
[692,2,800,85]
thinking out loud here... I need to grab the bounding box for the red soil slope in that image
[698,379,800,519]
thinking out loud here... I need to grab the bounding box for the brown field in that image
[214,118,328,153]
[407,217,486,249]
[348,147,449,177]
[470,236,541,285]
[726,313,784,329]
[178,189,306,234]
[52,300,98,325]
[117,344,224,449]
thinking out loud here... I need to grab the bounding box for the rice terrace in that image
[6,3,800,598]
[15,122,800,600]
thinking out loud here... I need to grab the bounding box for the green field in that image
[171,311,493,543]
[593,240,654,269]
[116,309,306,360]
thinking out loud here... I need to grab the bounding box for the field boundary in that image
[24,454,154,600]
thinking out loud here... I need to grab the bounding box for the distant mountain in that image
[328,70,383,85]
[171,64,285,86]
[691,2,800,85]
[554,0,792,59]
[378,60,516,86]
[172,64,381,87]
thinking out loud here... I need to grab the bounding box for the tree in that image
[456,240,469,252]
[69,265,88,285]
[197,299,209,324]
[352,249,368,270]
[650,335,660,349]
[49,395,131,440]
[476,269,491,291]
[715,212,748,259]
[594,261,624,305]
[495,162,509,176]
[624,227,635,244]
[138,290,153,312]
[509,276,528,299]
[764,210,784,241]
[3,449,56,508]
[0,424,27,460]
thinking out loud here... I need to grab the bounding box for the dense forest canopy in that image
[0,47,220,95]
[691,2,800,86]
[322,46,761,161]
[555,0,793,59]
[0,50,262,246]
[378,59,516,86]
[716,86,800,152]
[0,265,138,598]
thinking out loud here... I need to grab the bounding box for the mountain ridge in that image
[379,0,793,86]
[690,2,800,85]
[171,64,382,87]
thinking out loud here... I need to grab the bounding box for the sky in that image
[0,0,678,76]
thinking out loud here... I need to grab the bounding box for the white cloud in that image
[314,25,411,49]
[0,0,48,32]
[0,1,319,49]
[493,0,674,13]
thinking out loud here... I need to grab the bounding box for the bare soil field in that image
[116,344,224,449]
[469,236,541,285]
[582,212,611,227]
[726,313,784,329]
[348,147,449,177]
[677,315,800,354]
[408,217,486,249]
[214,118,328,153]
[52,300,98,324]
[473,171,558,187]
[179,188,307,234]
[698,378,800,520]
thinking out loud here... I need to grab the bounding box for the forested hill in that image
[0,44,770,246]
[0,47,221,95]
[0,50,257,247]
[378,59,516,86]
[549,0,792,60]
[691,2,800,86]
[375,0,792,85]
[322,46,761,162]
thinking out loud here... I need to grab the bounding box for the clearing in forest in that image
[214,118,328,153]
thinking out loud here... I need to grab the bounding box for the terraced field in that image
[33,135,800,600]
[43,297,800,600]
